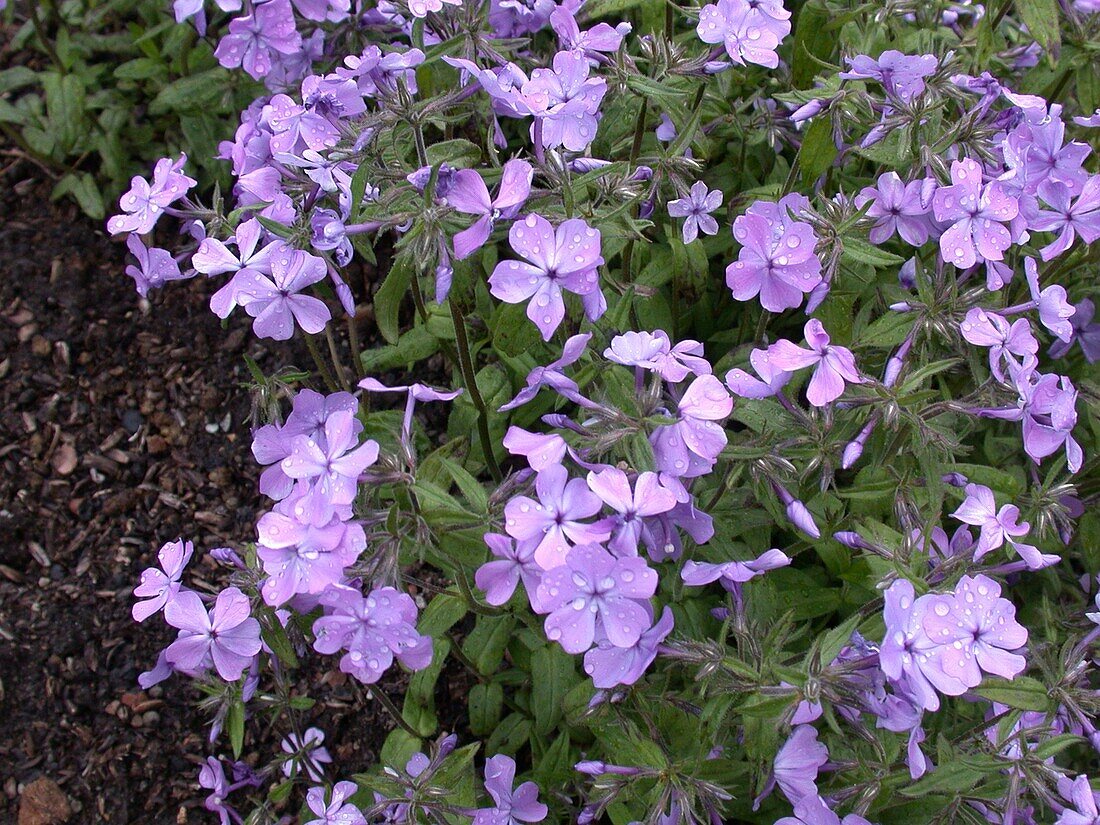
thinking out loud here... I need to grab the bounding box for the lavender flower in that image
[305,781,366,825]
[536,543,657,653]
[840,51,938,102]
[230,250,332,341]
[604,330,711,383]
[931,158,1019,268]
[773,725,828,805]
[475,533,544,607]
[696,0,791,69]
[586,468,678,556]
[681,547,790,591]
[214,0,301,80]
[164,587,262,681]
[667,182,723,244]
[959,308,1038,382]
[767,319,863,406]
[489,214,604,341]
[125,236,188,297]
[951,482,1059,570]
[473,755,548,824]
[583,605,674,688]
[282,727,333,782]
[133,539,193,622]
[856,172,935,246]
[650,375,733,478]
[1033,176,1100,259]
[107,155,196,235]
[447,159,534,259]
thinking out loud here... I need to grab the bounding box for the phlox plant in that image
[110,0,1100,822]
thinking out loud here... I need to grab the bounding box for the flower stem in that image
[305,333,340,392]
[448,298,504,483]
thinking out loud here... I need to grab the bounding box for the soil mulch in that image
[0,162,408,823]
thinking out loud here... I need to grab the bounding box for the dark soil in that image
[0,161,425,823]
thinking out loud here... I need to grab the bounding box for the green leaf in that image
[374,254,415,344]
[1016,0,1060,56]
[899,759,999,797]
[973,676,1053,712]
[418,592,467,637]
[463,615,516,675]
[530,645,576,735]
[843,238,905,268]
[260,610,299,669]
[492,301,542,358]
[42,72,86,156]
[468,682,504,736]
[148,69,230,114]
[425,138,483,167]
[797,116,836,182]
[487,713,531,756]
[51,173,104,220]
[791,0,834,88]
[1031,733,1084,760]
[361,324,441,372]
[227,697,245,759]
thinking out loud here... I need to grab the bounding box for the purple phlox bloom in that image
[489,214,604,341]
[1076,108,1100,127]
[281,410,379,524]
[199,757,240,825]
[583,604,674,688]
[305,780,366,825]
[724,347,793,399]
[133,538,194,621]
[696,0,791,69]
[586,468,678,556]
[840,50,938,102]
[727,195,823,312]
[681,547,790,590]
[447,159,534,259]
[312,586,433,683]
[475,533,544,608]
[959,308,1038,382]
[549,5,631,55]
[776,795,873,825]
[198,219,286,318]
[302,71,366,121]
[1050,298,1100,362]
[503,426,568,471]
[655,113,677,142]
[164,587,262,681]
[773,725,828,805]
[932,158,1019,269]
[407,0,461,18]
[499,332,595,411]
[605,330,711,383]
[951,482,1060,570]
[668,181,723,244]
[651,375,733,478]
[358,377,462,448]
[523,49,607,152]
[473,755,548,825]
[1033,175,1100,259]
[879,579,965,711]
[1025,257,1077,343]
[281,727,332,782]
[1006,104,1092,196]
[265,93,340,156]
[504,463,610,570]
[278,149,356,194]
[536,543,658,653]
[256,504,366,605]
[983,371,1083,472]
[231,250,331,340]
[921,574,1029,689]
[214,0,301,80]
[767,319,863,406]
[125,235,188,297]
[291,0,351,22]
[639,493,715,563]
[856,172,934,245]
[108,154,196,235]
[310,207,355,266]
[1055,775,1100,825]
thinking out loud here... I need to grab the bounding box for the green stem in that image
[304,334,340,392]
[369,684,425,738]
[448,298,504,483]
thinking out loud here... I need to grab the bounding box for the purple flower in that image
[407,0,461,18]
[231,250,332,341]
[1025,257,1077,343]
[982,371,1083,472]
[550,6,630,55]
[777,795,873,825]
[959,308,1038,382]
[256,504,366,605]
[727,195,823,312]
[164,587,262,681]
[681,547,790,591]
[489,215,604,340]
[282,727,332,782]
[312,586,433,683]
[651,375,733,478]
[358,377,462,451]
[1033,176,1100,259]
[931,158,1019,268]
[502,427,568,471]
[133,539,193,622]
[767,319,863,406]
[198,757,238,825]
[696,0,791,69]
[536,543,658,653]
[124,236,187,297]
[921,574,1029,689]
[473,755,548,825]
[951,482,1059,570]
[586,468,678,556]
[504,463,610,570]
[840,51,938,101]
[499,333,595,411]
[668,182,723,244]
[524,50,607,152]
[447,159,534,259]
[214,0,301,80]
[475,533,544,607]
[1055,775,1100,825]
[305,781,366,825]
[724,348,792,398]
[107,154,196,235]
[265,93,339,155]
[604,330,711,383]
[880,579,964,711]
[281,410,380,525]
[583,604,674,688]
[1049,298,1100,362]
[856,172,934,246]
[774,725,828,804]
